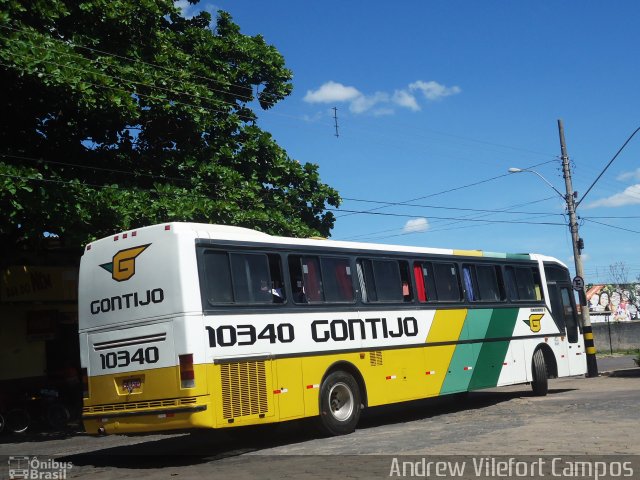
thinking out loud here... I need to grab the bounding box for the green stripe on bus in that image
[482,252,507,259]
[439,309,493,394]
[506,253,531,260]
[468,308,519,390]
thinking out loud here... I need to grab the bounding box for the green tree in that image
[0,0,339,254]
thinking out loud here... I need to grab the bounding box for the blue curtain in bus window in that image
[463,265,476,301]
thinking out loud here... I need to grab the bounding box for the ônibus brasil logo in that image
[100,244,151,282]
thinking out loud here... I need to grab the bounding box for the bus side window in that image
[230,253,273,304]
[288,255,325,303]
[560,287,579,343]
[399,261,413,302]
[476,265,504,302]
[532,269,543,301]
[268,254,286,303]
[504,266,519,300]
[462,264,477,301]
[356,259,403,303]
[203,251,234,303]
[433,263,461,301]
[413,262,427,302]
[320,256,355,302]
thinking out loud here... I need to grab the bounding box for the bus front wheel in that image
[317,371,361,436]
[531,348,548,396]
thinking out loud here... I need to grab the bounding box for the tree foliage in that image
[0,0,340,253]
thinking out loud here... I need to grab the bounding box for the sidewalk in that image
[597,353,640,377]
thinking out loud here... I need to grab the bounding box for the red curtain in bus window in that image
[413,263,427,302]
[335,261,354,301]
[303,257,323,302]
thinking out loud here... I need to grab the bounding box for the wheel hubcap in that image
[328,382,354,421]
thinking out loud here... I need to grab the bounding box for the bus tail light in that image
[81,368,89,398]
[179,354,195,388]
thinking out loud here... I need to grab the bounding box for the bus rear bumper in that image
[82,403,211,434]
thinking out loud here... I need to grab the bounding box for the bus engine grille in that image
[220,361,269,419]
[370,351,384,366]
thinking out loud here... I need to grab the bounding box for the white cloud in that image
[617,168,640,182]
[409,80,462,101]
[586,184,640,208]
[392,90,420,111]
[303,81,361,103]
[350,91,388,114]
[304,79,460,115]
[403,218,430,233]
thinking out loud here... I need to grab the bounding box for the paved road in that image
[1,369,638,479]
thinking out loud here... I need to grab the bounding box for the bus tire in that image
[6,408,30,434]
[531,348,548,396]
[317,371,361,436]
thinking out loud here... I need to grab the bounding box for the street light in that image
[507,168,566,200]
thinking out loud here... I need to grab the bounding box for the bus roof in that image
[84,222,567,266]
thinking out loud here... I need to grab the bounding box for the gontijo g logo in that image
[100,244,150,282]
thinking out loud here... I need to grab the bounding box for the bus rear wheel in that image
[317,371,361,436]
[531,348,548,396]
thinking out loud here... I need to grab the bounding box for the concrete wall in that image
[593,320,640,354]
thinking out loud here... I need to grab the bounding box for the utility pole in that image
[558,119,598,377]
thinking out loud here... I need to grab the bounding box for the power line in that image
[328,208,565,226]
[582,218,640,234]
[339,196,559,241]
[336,159,557,219]
[340,196,562,216]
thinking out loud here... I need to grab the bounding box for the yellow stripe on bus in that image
[453,249,483,257]
[423,309,467,397]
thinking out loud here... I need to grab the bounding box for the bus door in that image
[547,282,585,376]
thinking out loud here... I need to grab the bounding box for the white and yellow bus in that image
[78,222,586,436]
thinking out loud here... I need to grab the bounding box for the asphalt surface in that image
[1,355,638,479]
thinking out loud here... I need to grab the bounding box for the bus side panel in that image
[274,357,304,420]
[469,308,519,390]
[426,309,467,396]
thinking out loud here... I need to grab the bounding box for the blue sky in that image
[182,1,640,284]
